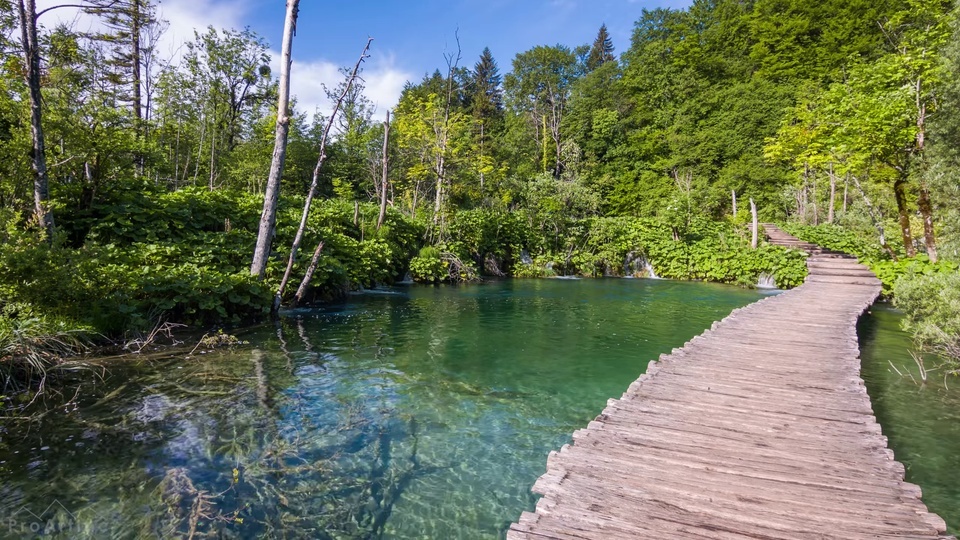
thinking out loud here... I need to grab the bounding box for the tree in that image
[84,0,159,127]
[251,0,299,279]
[876,0,953,262]
[504,45,581,178]
[469,47,502,197]
[470,47,503,121]
[274,38,372,312]
[325,66,376,199]
[925,1,960,261]
[182,26,271,190]
[15,0,52,236]
[586,24,615,71]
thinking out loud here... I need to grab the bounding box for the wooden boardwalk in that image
[508,224,953,540]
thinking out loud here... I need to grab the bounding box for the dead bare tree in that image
[750,198,758,249]
[827,162,837,224]
[273,38,373,312]
[431,31,462,231]
[251,0,300,279]
[377,110,390,229]
[16,0,52,237]
[292,241,324,307]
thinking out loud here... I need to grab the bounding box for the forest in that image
[1,0,959,388]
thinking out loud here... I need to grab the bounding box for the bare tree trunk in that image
[17,0,53,237]
[541,114,549,174]
[208,123,217,190]
[130,0,144,177]
[842,175,848,214]
[377,110,390,229]
[852,175,898,260]
[750,198,758,249]
[431,33,461,229]
[292,241,324,307]
[731,190,737,218]
[809,164,818,226]
[827,162,836,224]
[274,38,372,312]
[893,176,916,257]
[192,113,205,185]
[131,0,142,125]
[478,121,485,194]
[433,152,445,225]
[913,75,937,262]
[917,186,937,262]
[251,0,299,279]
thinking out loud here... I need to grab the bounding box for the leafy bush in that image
[781,223,887,261]
[409,246,447,283]
[894,272,960,368]
[0,191,423,335]
[446,209,537,274]
[558,217,807,288]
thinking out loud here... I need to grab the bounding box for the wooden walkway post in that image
[508,224,953,540]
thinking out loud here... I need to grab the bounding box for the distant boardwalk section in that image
[508,224,953,540]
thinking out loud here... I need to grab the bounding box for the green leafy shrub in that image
[0,191,423,335]
[446,209,537,275]
[409,246,448,283]
[558,217,807,288]
[894,272,960,368]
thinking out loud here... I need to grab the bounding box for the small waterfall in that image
[624,252,659,279]
[756,273,777,289]
[520,250,533,265]
[644,260,660,280]
[398,272,414,284]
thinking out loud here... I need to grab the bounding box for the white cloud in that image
[154,0,251,60]
[34,0,412,122]
[281,53,413,122]
[34,0,250,63]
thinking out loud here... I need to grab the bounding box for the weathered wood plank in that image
[508,224,953,539]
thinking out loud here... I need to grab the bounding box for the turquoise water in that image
[0,279,763,539]
[3,281,954,539]
[859,304,960,535]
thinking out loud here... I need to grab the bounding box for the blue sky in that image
[40,0,692,116]
[269,0,693,115]
[253,0,691,79]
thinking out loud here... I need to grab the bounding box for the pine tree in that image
[85,0,159,126]
[586,24,615,71]
[471,47,503,122]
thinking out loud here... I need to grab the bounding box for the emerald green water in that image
[0,279,762,539]
[859,304,960,536]
[2,281,957,539]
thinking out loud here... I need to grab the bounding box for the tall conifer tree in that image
[586,24,615,71]
[471,47,503,122]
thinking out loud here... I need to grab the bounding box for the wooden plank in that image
[509,225,952,539]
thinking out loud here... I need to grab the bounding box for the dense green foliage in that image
[0,189,420,335]
[553,218,807,288]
